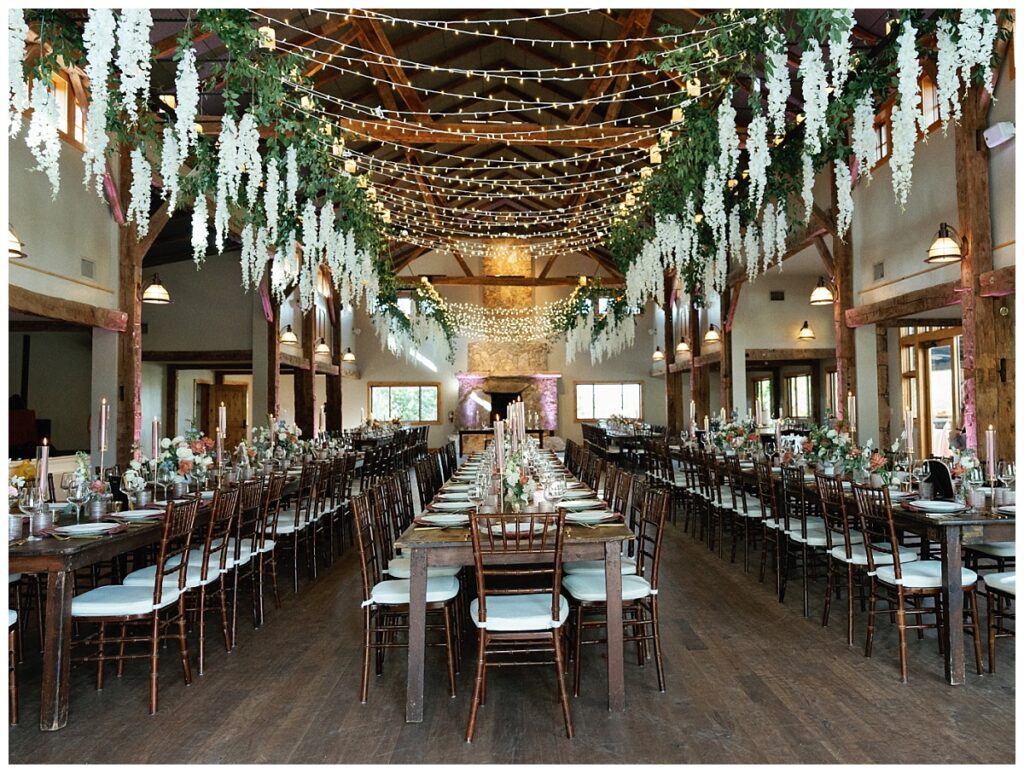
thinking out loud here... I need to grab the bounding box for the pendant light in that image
[797,321,816,341]
[652,346,665,362]
[675,337,690,357]
[925,222,964,264]
[703,324,721,344]
[279,324,298,345]
[8,225,27,259]
[141,274,171,304]
[342,347,356,363]
[314,337,330,355]
[809,276,835,305]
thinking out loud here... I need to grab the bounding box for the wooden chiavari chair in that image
[852,483,982,682]
[8,609,16,726]
[752,460,785,597]
[227,478,265,640]
[725,455,763,572]
[984,572,1015,673]
[779,465,828,615]
[258,473,288,612]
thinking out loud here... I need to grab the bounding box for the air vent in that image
[873,261,885,281]
[80,258,95,279]
[769,290,785,301]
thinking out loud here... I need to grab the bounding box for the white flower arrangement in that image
[81,8,116,195]
[743,221,761,281]
[957,10,998,96]
[237,112,262,206]
[8,9,29,138]
[772,203,787,267]
[801,152,815,224]
[25,80,62,199]
[8,474,26,499]
[240,223,257,289]
[834,159,854,239]
[890,21,922,209]
[799,39,829,157]
[745,112,770,213]
[214,113,238,254]
[126,146,153,237]
[760,200,776,271]
[828,10,854,98]
[717,88,740,181]
[851,94,875,182]
[935,18,961,135]
[264,156,281,242]
[764,26,790,137]
[191,193,209,265]
[159,125,181,212]
[115,8,153,125]
[174,46,200,160]
[285,146,299,210]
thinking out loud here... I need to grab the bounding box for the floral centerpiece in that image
[122,445,156,499]
[842,438,873,481]
[234,440,258,467]
[501,450,537,511]
[802,423,853,469]
[157,426,214,484]
[712,419,760,455]
[952,448,983,503]
[8,458,36,502]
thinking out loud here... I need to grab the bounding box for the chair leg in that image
[552,629,574,739]
[197,587,207,676]
[651,597,666,693]
[572,605,583,697]
[360,607,372,704]
[865,580,877,658]
[268,552,282,609]
[987,591,997,674]
[822,557,834,628]
[116,622,127,677]
[8,628,17,726]
[466,630,487,742]
[968,589,983,676]
[177,602,193,686]
[148,614,160,715]
[895,589,909,683]
[846,565,856,647]
[292,538,300,594]
[801,543,810,617]
[218,576,232,653]
[442,605,456,698]
[95,622,106,690]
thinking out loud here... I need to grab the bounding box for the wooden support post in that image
[663,273,684,435]
[830,166,857,422]
[719,286,734,415]
[955,85,1006,456]
[876,327,891,448]
[688,302,710,424]
[115,146,142,465]
[267,300,281,420]
[294,311,316,439]
[325,295,343,432]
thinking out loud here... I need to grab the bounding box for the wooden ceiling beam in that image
[400,275,624,287]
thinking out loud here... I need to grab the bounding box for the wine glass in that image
[467,484,483,511]
[18,487,42,517]
[157,468,175,502]
[997,461,1016,491]
[65,480,90,523]
[546,477,566,508]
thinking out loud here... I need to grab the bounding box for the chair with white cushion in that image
[853,483,983,682]
[351,490,459,704]
[780,465,828,616]
[257,473,287,613]
[466,508,571,741]
[725,455,762,572]
[984,571,1015,673]
[273,462,320,594]
[8,609,16,726]
[227,478,266,641]
[564,486,669,698]
[71,498,198,714]
[753,461,785,597]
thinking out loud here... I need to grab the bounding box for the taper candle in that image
[99,397,108,451]
[151,417,159,460]
[986,425,997,479]
[36,438,49,497]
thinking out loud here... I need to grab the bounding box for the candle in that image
[775,419,782,453]
[495,420,504,472]
[719,407,726,425]
[703,415,709,434]
[986,425,997,479]
[36,438,49,498]
[216,425,223,468]
[320,403,327,436]
[905,410,915,455]
[151,417,159,460]
[755,401,763,427]
[218,402,227,435]
[689,400,696,425]
[847,392,857,436]
[99,397,108,452]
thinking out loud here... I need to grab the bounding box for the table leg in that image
[406,548,427,722]
[604,542,625,712]
[39,570,74,730]
[940,527,965,685]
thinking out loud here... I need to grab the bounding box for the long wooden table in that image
[395,516,634,723]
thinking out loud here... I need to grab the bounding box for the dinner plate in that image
[437,492,470,501]
[54,522,122,536]
[199,490,216,500]
[562,498,604,510]
[907,500,966,513]
[565,511,618,525]
[420,513,470,526]
[566,481,586,489]
[488,521,547,535]
[996,504,1016,516]
[153,499,192,507]
[115,509,164,521]
[442,483,470,492]
[430,501,474,512]
[562,489,594,499]
[887,488,913,500]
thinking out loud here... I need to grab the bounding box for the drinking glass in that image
[65,480,90,523]
[157,468,175,502]
[18,487,42,517]
[467,484,483,511]
[997,461,1015,491]
[546,477,566,508]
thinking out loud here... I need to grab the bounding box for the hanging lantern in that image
[671,106,683,123]
[257,26,276,50]
[640,166,653,180]
[649,146,662,165]
[685,77,701,97]
[344,159,358,175]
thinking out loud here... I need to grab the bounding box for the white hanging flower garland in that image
[746,112,770,213]
[237,112,262,207]
[935,18,961,134]
[773,204,788,266]
[889,21,922,209]
[851,94,875,181]
[264,157,281,243]
[799,39,829,157]
[159,126,181,212]
[800,152,815,224]
[834,159,854,239]
[213,114,238,254]
[81,8,116,195]
[717,87,740,181]
[8,9,29,138]
[743,222,761,281]
[829,10,855,98]
[24,81,62,199]
[765,27,790,138]
[191,193,208,265]
[285,146,299,211]
[126,146,152,238]
[115,9,153,125]
[958,10,999,96]
[174,47,200,160]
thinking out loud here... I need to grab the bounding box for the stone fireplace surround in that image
[455,373,560,431]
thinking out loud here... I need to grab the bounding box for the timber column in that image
[663,272,684,435]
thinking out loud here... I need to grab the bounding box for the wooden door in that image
[207,384,248,448]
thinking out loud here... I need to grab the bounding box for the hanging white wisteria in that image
[828,10,855,98]
[191,194,208,265]
[237,113,262,207]
[702,161,727,249]
[564,309,592,365]
[957,9,999,95]
[298,200,319,310]
[834,159,854,239]
[764,26,789,138]
[24,81,61,199]
[590,312,635,366]
[890,21,922,209]
[126,147,152,238]
[851,94,875,181]
[264,157,281,242]
[174,47,200,160]
[239,223,257,289]
[285,146,299,211]
[115,9,153,124]
[159,126,181,212]
[799,40,829,157]
[717,87,740,181]
[746,112,770,213]
[800,152,815,224]
[319,204,336,273]
[772,204,788,266]
[743,222,761,281]
[934,19,961,134]
[760,201,776,272]
[213,114,238,254]
[8,9,28,138]
[81,8,116,195]
[727,208,741,264]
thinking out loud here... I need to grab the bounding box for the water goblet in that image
[65,480,91,524]
[546,477,566,508]
[997,460,1015,491]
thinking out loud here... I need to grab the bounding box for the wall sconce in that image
[797,321,816,341]
[652,346,665,362]
[142,274,171,304]
[675,337,690,357]
[703,324,721,344]
[925,222,965,264]
[279,324,298,345]
[809,276,835,305]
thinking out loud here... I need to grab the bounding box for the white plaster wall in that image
[174,369,215,435]
[140,361,165,454]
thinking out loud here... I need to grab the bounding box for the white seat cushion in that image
[764,518,785,531]
[563,556,637,575]
[72,585,180,617]
[562,573,653,603]
[224,538,257,567]
[830,543,917,574]
[9,609,17,627]
[790,529,865,548]
[876,560,978,589]
[385,556,461,579]
[122,561,200,590]
[367,575,459,606]
[985,571,1016,596]
[734,508,764,519]
[967,542,1016,558]
[9,574,22,584]
[259,538,276,554]
[470,593,569,631]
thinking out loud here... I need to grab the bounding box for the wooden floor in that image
[8,521,1015,764]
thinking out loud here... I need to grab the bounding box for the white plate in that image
[199,490,216,500]
[115,509,164,521]
[566,511,617,525]
[54,522,122,536]
[563,498,604,510]
[437,492,470,501]
[996,504,1016,516]
[442,483,470,492]
[908,500,966,513]
[153,499,191,507]
[430,501,473,512]
[562,489,594,499]
[420,513,470,526]
[488,521,547,535]
[566,481,586,489]
[887,489,913,500]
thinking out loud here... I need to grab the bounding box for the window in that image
[825,369,838,420]
[920,74,941,128]
[784,373,813,420]
[33,72,87,149]
[751,376,773,421]
[873,114,891,165]
[899,324,964,456]
[368,383,440,424]
[575,382,642,421]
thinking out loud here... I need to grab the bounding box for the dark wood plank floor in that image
[8,522,1015,764]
